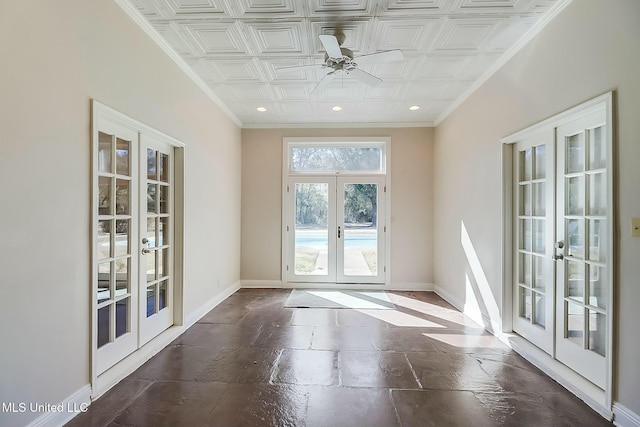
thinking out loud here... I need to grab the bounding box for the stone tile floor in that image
[66,289,612,426]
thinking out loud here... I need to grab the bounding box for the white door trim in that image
[281,137,391,286]
[500,92,615,411]
[91,100,185,394]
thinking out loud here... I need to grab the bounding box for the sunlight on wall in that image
[461,221,502,332]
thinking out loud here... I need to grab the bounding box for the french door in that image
[512,98,612,391]
[286,176,386,284]
[94,114,174,375]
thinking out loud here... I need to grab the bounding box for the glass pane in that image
[97,262,111,303]
[115,179,130,215]
[147,218,156,247]
[520,149,532,181]
[159,280,168,310]
[533,255,545,290]
[115,258,129,295]
[114,220,129,257]
[567,133,584,173]
[146,285,156,317]
[116,138,130,176]
[566,302,584,346]
[343,183,378,276]
[589,265,607,310]
[98,132,113,173]
[290,146,382,172]
[159,153,169,182]
[146,249,156,282]
[534,292,545,327]
[159,217,169,246]
[533,219,545,254]
[147,184,157,213]
[115,298,128,339]
[534,145,546,179]
[567,260,585,302]
[589,172,606,216]
[98,176,112,216]
[566,176,584,216]
[588,219,607,263]
[520,184,531,216]
[159,185,169,214]
[97,220,111,260]
[147,149,157,180]
[567,219,584,259]
[519,287,531,321]
[98,305,110,348]
[520,219,531,251]
[589,310,606,357]
[588,126,606,170]
[294,183,329,275]
[533,183,545,216]
[159,248,169,278]
[519,253,531,287]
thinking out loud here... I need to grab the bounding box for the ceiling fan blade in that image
[319,35,343,59]
[277,64,323,72]
[349,68,383,87]
[354,50,404,65]
[311,73,335,94]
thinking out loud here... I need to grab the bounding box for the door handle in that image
[338,226,341,238]
[553,240,564,260]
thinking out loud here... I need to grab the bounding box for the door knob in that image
[555,241,564,249]
[142,237,149,244]
[553,253,564,261]
[142,248,150,255]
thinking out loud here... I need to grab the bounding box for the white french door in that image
[555,110,609,388]
[512,129,555,355]
[139,137,174,345]
[286,176,386,284]
[94,109,175,375]
[511,96,612,392]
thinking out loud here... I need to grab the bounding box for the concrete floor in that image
[66,289,612,427]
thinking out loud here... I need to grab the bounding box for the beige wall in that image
[433,0,640,415]
[0,1,241,426]
[241,127,434,287]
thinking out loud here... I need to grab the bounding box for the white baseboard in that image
[184,281,241,325]
[614,403,640,427]
[25,384,91,427]
[242,280,434,291]
[240,280,283,288]
[92,281,240,400]
[434,283,616,421]
[388,282,434,291]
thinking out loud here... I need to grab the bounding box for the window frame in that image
[285,137,388,175]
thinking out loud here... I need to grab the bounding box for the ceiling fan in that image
[278,31,404,93]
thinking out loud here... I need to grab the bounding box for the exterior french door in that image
[286,176,386,284]
[512,97,612,391]
[94,112,174,375]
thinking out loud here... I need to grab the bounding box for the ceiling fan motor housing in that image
[324,47,354,70]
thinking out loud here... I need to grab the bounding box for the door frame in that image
[500,92,615,416]
[281,137,391,287]
[91,100,185,394]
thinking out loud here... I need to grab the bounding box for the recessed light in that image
[409,105,421,111]
[256,107,267,112]
[332,106,342,111]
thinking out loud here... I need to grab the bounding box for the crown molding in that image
[114,0,243,128]
[241,121,435,129]
[434,0,573,126]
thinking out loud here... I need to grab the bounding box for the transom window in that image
[287,139,387,174]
